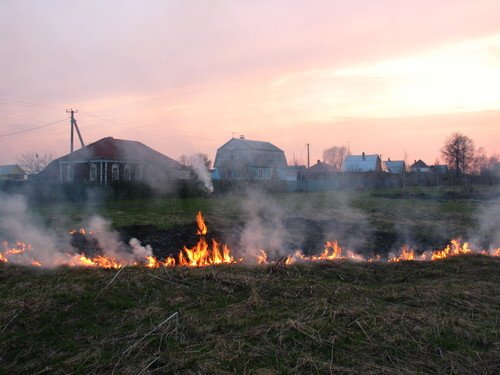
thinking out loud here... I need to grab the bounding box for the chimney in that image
[362,152,365,161]
[239,135,245,139]
[388,157,391,161]
[317,159,321,164]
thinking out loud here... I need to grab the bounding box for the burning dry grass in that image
[0,256,499,374]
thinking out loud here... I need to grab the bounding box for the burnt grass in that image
[1,256,499,374]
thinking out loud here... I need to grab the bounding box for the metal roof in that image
[343,154,380,172]
[0,164,25,175]
[384,160,405,174]
[214,138,287,168]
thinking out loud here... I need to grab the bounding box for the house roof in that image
[343,154,380,172]
[410,159,428,168]
[0,164,25,175]
[307,161,339,173]
[39,137,181,178]
[384,160,405,174]
[55,137,179,165]
[214,138,287,168]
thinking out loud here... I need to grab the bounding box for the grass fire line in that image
[0,211,499,269]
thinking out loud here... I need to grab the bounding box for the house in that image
[342,153,383,172]
[212,136,297,181]
[39,137,188,184]
[409,160,430,173]
[0,164,27,181]
[305,160,339,180]
[384,159,405,174]
[430,165,448,174]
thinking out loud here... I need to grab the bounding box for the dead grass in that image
[0,255,499,374]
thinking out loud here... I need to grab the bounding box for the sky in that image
[1,0,499,166]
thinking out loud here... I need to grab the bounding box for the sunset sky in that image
[1,0,499,166]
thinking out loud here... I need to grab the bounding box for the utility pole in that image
[66,109,85,153]
[306,143,310,168]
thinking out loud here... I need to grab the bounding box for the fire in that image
[431,238,471,260]
[256,249,267,264]
[1,216,498,270]
[196,211,208,236]
[389,245,416,262]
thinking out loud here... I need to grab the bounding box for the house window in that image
[111,163,119,181]
[67,164,74,181]
[124,164,131,181]
[90,163,97,181]
[258,168,263,179]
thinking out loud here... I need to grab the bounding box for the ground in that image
[1,186,499,373]
[0,256,499,374]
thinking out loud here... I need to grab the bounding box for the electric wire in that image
[0,118,68,138]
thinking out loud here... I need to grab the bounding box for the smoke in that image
[468,191,500,250]
[190,157,214,193]
[0,192,66,266]
[0,192,151,267]
[237,189,288,262]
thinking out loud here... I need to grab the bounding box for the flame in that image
[1,219,498,270]
[389,245,416,262]
[196,211,208,236]
[256,249,268,264]
[431,238,471,260]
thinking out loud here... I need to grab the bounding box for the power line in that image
[0,98,65,111]
[0,118,68,138]
[79,111,219,141]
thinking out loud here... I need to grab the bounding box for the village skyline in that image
[1,1,500,165]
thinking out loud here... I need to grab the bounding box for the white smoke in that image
[190,157,214,193]
[0,192,153,267]
[238,189,288,262]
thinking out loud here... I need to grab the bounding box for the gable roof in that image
[0,164,25,175]
[410,159,428,168]
[307,161,339,173]
[343,154,380,172]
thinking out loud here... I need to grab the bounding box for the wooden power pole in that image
[66,109,85,153]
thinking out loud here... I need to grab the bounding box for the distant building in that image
[430,165,448,174]
[39,137,188,184]
[409,159,430,173]
[0,164,27,181]
[384,159,406,174]
[343,153,383,172]
[305,160,339,180]
[212,136,297,181]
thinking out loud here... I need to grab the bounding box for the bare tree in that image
[323,145,348,171]
[441,132,475,178]
[178,153,212,170]
[17,150,56,175]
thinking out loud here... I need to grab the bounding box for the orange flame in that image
[431,238,471,260]
[388,245,416,262]
[196,211,208,236]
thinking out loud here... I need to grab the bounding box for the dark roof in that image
[56,137,179,166]
[39,137,181,178]
[410,159,428,168]
[307,161,339,173]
